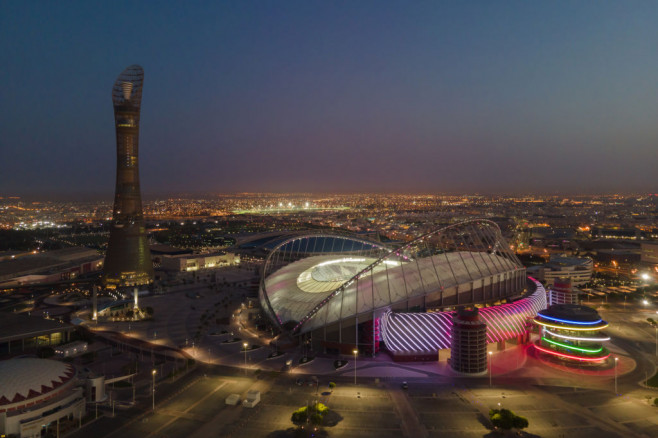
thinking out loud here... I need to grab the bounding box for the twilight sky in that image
[1,1,657,198]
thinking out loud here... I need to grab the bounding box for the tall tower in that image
[103,65,154,288]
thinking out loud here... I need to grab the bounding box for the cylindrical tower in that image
[533,304,610,365]
[103,65,154,288]
[450,308,488,374]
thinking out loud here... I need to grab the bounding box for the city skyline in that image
[2,1,658,197]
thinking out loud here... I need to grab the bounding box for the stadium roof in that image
[0,358,75,406]
[260,220,524,335]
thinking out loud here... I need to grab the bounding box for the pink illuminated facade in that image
[380,278,546,361]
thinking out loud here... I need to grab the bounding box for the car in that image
[401,381,408,389]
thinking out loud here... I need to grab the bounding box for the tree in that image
[291,403,330,427]
[490,409,514,430]
[291,407,308,425]
[489,408,528,431]
[310,413,324,426]
[329,382,336,392]
[512,415,529,430]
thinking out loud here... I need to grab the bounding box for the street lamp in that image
[614,357,618,395]
[152,369,156,411]
[243,342,248,371]
[353,349,358,385]
[488,351,493,387]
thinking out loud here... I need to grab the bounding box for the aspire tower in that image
[103,65,153,288]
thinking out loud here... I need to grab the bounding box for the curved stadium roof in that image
[260,220,526,335]
[0,358,76,406]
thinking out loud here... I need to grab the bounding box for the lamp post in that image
[152,369,156,411]
[243,342,248,374]
[614,357,618,395]
[353,349,358,385]
[654,325,657,357]
[488,351,493,387]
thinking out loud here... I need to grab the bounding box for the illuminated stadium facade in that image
[259,220,547,359]
[533,304,611,365]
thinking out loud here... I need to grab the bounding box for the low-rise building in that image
[526,255,593,286]
[0,312,75,355]
[0,247,103,287]
[160,252,239,272]
[0,358,85,438]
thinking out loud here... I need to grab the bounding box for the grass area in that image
[646,370,658,388]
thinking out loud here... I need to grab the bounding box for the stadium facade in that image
[533,304,610,364]
[103,65,154,288]
[259,220,547,359]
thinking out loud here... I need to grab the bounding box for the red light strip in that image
[534,343,610,362]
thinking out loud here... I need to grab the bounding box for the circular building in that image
[451,308,488,374]
[260,220,546,358]
[0,358,85,438]
[533,304,610,364]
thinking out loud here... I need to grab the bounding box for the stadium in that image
[259,220,546,360]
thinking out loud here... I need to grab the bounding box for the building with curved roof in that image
[0,358,85,438]
[260,220,542,357]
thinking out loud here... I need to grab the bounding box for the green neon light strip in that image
[542,337,603,354]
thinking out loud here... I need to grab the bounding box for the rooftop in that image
[0,358,76,406]
[538,304,602,323]
[0,311,73,343]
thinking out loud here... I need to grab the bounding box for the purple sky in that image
[1,1,657,198]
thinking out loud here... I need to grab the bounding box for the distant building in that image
[103,65,154,288]
[591,227,640,239]
[150,244,193,265]
[0,312,75,355]
[0,358,85,438]
[526,255,593,286]
[594,248,641,266]
[0,247,103,287]
[160,252,239,272]
[641,242,658,266]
